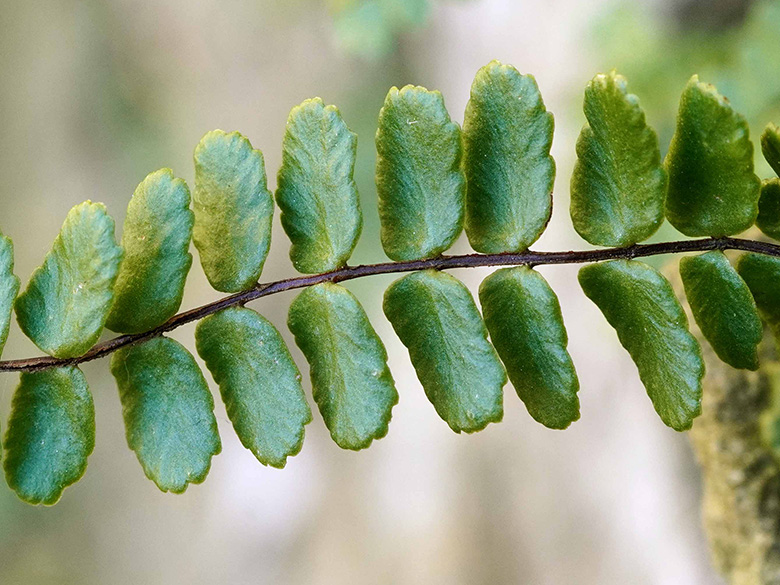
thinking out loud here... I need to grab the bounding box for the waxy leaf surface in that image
[288,283,398,450]
[665,76,760,236]
[762,123,780,177]
[680,251,762,370]
[3,367,94,505]
[0,233,20,358]
[579,259,703,431]
[383,270,506,433]
[196,306,311,467]
[277,98,362,273]
[193,130,273,292]
[15,201,122,358]
[463,60,555,253]
[110,337,221,493]
[479,267,580,429]
[376,86,465,261]
[757,179,780,241]
[107,169,193,333]
[570,71,666,246]
[737,253,780,334]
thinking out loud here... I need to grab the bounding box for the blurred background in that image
[1,0,779,583]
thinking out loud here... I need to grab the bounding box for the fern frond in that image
[1,62,779,505]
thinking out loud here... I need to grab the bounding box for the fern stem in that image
[1,236,777,374]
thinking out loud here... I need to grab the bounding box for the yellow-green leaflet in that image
[193,130,273,292]
[757,179,780,241]
[762,122,780,177]
[276,98,362,274]
[106,169,193,333]
[376,86,465,261]
[110,337,221,494]
[0,233,20,358]
[579,260,704,431]
[479,267,580,429]
[680,251,762,371]
[570,71,667,247]
[15,201,123,358]
[195,306,311,468]
[3,367,95,505]
[383,270,506,433]
[288,283,398,450]
[463,60,555,253]
[665,76,760,237]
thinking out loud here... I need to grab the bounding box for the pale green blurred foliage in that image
[327,0,430,58]
[324,0,478,60]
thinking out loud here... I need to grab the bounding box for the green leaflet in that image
[193,130,274,292]
[579,260,704,431]
[106,169,193,334]
[288,283,398,450]
[462,60,555,253]
[757,179,780,241]
[479,267,580,430]
[276,98,362,273]
[762,123,780,177]
[0,234,16,464]
[680,251,762,371]
[195,306,311,468]
[665,76,760,237]
[383,270,506,433]
[375,86,465,261]
[110,337,221,493]
[15,201,123,358]
[3,367,95,505]
[570,71,667,247]
[737,253,780,334]
[0,233,20,358]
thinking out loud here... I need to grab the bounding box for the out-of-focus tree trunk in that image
[671,0,754,30]
[674,256,780,584]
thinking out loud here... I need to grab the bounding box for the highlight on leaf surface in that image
[579,259,704,431]
[288,282,398,450]
[106,169,194,334]
[737,253,780,335]
[570,71,666,247]
[383,270,506,433]
[479,267,580,430]
[276,98,362,274]
[462,60,555,253]
[757,179,780,241]
[762,122,780,177]
[15,201,123,358]
[375,85,465,261]
[195,306,311,468]
[665,76,760,237]
[3,367,95,505]
[679,251,762,371]
[0,233,20,358]
[193,130,274,292]
[110,337,221,494]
